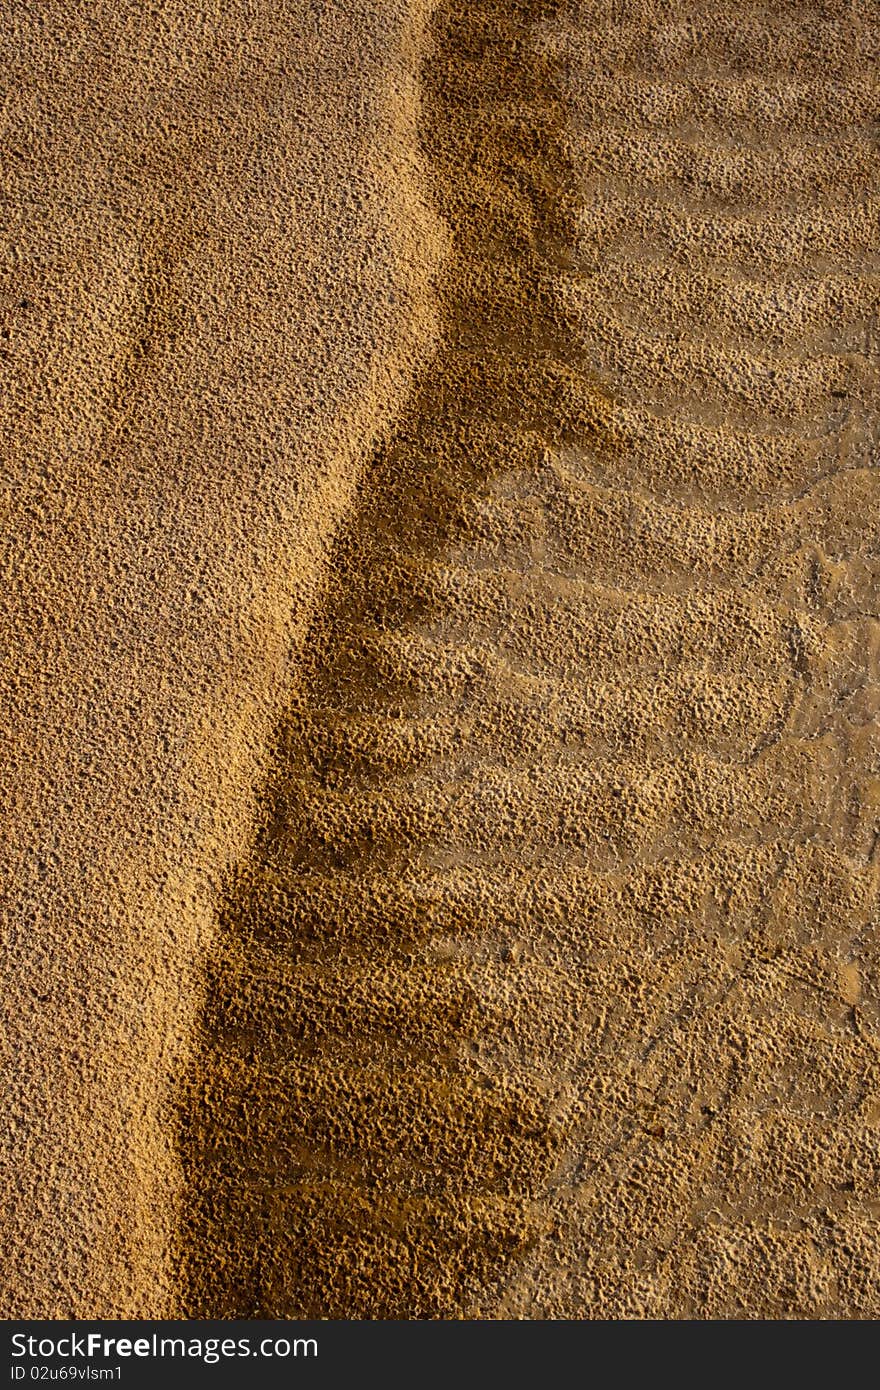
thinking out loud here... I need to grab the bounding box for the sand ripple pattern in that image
[183,0,880,1317]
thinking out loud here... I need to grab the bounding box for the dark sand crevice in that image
[180,0,880,1319]
[179,0,608,1318]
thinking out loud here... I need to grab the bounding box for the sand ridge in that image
[182,0,880,1318]
[1,0,444,1318]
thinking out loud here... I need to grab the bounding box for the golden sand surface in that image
[3,0,880,1319]
[1,0,443,1318]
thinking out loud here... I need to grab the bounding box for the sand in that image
[3,0,879,1320]
[1,0,443,1318]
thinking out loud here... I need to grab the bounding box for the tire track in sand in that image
[182,0,880,1317]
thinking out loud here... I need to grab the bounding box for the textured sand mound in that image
[1,0,443,1319]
